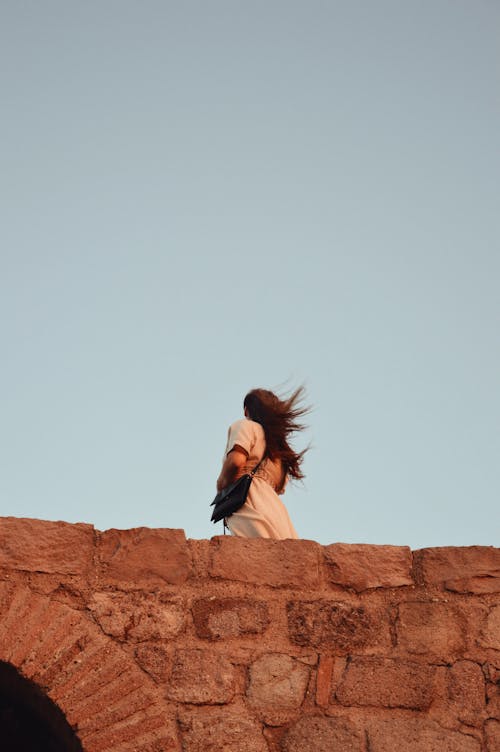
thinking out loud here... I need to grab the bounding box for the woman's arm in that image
[216,446,248,492]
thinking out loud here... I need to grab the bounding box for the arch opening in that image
[0,660,83,752]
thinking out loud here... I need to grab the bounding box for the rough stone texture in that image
[478,604,500,651]
[97,527,191,586]
[192,598,270,639]
[417,546,500,593]
[485,721,500,752]
[209,537,321,588]
[367,717,481,751]
[282,716,362,752]
[134,643,171,683]
[178,707,267,752]
[447,660,487,727]
[324,543,413,591]
[0,518,499,752]
[89,591,185,641]
[166,649,235,704]
[0,517,94,574]
[287,600,376,651]
[246,653,309,724]
[396,601,465,659]
[336,656,436,709]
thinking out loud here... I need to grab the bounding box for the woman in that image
[216,387,309,539]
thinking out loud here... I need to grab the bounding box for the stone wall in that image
[0,516,499,751]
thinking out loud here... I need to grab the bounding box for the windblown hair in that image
[243,386,310,481]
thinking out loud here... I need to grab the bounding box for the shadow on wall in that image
[0,660,83,752]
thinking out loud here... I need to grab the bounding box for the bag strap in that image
[250,454,266,477]
[222,454,266,534]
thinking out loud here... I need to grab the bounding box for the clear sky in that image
[1,1,498,548]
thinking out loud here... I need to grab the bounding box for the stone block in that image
[336,657,435,709]
[324,543,413,591]
[246,653,309,724]
[178,706,267,752]
[0,517,94,575]
[192,598,270,640]
[97,527,191,586]
[478,604,500,651]
[287,600,376,651]
[209,537,321,588]
[396,601,465,659]
[166,649,235,704]
[88,592,185,641]
[447,660,486,727]
[282,716,362,752]
[367,717,480,752]
[135,644,170,683]
[417,546,500,593]
[485,720,500,752]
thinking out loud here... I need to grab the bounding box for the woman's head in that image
[243,386,310,480]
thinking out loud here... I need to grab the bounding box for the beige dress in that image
[222,418,298,539]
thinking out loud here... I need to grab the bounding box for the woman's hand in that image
[216,446,248,492]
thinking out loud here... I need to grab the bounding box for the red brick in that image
[417,546,500,593]
[282,716,362,752]
[192,598,270,640]
[0,517,94,574]
[396,601,465,659]
[209,537,321,588]
[316,655,334,707]
[325,543,413,591]
[367,717,480,752]
[97,527,191,586]
[336,656,435,709]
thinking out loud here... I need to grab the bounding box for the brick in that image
[287,600,376,651]
[97,527,191,586]
[282,716,362,752]
[367,717,480,752]
[192,598,269,640]
[478,604,500,651]
[178,706,267,752]
[336,656,435,709]
[316,655,334,707]
[88,591,185,642]
[417,546,500,593]
[0,517,94,575]
[485,720,500,752]
[209,537,321,588]
[447,660,486,727]
[396,601,465,659]
[324,543,413,591]
[166,649,235,704]
[246,653,309,724]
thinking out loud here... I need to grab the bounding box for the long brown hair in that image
[243,386,310,480]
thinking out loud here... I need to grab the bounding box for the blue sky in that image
[1,1,498,547]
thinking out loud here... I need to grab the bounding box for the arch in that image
[0,659,83,751]
[0,582,179,751]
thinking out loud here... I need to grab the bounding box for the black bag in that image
[210,458,264,524]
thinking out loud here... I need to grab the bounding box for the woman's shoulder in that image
[228,418,263,437]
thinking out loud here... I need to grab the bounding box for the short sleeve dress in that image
[222,418,298,539]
